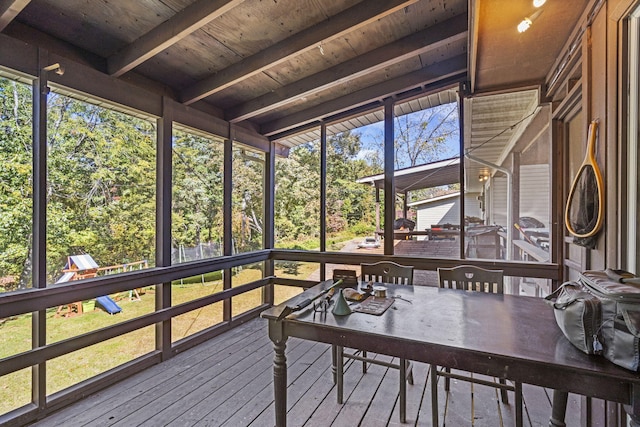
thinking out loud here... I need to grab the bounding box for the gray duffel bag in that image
[545,269,640,371]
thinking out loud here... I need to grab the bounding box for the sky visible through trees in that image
[355,103,460,169]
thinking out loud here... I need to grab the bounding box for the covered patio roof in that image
[356,157,459,193]
[0,0,585,148]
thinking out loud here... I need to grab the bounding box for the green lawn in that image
[0,262,315,415]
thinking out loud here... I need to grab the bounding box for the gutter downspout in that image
[464,150,513,260]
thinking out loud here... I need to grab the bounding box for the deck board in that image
[167,339,316,426]
[349,356,397,427]
[112,326,275,426]
[36,319,265,427]
[223,341,330,427]
[33,317,582,427]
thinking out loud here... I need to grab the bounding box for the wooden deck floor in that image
[34,318,582,427]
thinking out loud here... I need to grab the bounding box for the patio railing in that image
[0,249,559,427]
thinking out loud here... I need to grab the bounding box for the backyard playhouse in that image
[54,254,122,317]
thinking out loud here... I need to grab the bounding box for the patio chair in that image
[432,265,522,424]
[334,261,414,422]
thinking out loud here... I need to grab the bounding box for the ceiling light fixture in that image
[517,9,542,33]
[533,0,546,7]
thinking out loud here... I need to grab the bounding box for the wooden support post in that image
[458,82,467,258]
[264,145,275,305]
[223,134,233,321]
[155,96,173,360]
[32,49,49,407]
[320,122,327,281]
[383,98,395,255]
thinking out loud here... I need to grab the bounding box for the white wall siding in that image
[464,192,482,219]
[488,165,550,228]
[416,201,456,230]
[490,177,507,227]
[520,164,550,227]
[414,193,481,230]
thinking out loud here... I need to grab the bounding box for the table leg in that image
[515,382,523,427]
[431,364,439,426]
[336,345,344,404]
[400,359,406,423]
[270,320,288,427]
[549,390,567,427]
[331,344,337,384]
[625,383,640,427]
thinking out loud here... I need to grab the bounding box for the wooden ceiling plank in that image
[262,54,467,136]
[227,12,468,122]
[0,0,30,31]
[107,0,244,77]
[180,0,419,105]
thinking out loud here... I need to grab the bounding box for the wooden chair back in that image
[361,261,413,285]
[437,265,504,294]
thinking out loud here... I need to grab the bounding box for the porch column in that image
[384,98,395,255]
[156,96,173,360]
[402,191,408,220]
[32,48,49,406]
[320,122,327,280]
[263,143,276,305]
[458,81,467,258]
[510,152,521,262]
[223,128,233,321]
[375,187,381,233]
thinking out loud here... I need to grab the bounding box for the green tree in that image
[232,147,264,253]
[327,130,380,232]
[275,142,320,242]
[0,78,33,289]
[45,93,156,281]
[274,130,381,242]
[172,130,224,256]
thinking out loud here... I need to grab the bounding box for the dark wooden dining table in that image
[261,282,640,427]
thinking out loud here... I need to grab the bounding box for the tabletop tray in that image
[352,296,394,315]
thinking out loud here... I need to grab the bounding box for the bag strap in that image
[544,281,583,310]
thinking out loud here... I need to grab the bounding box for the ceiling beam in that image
[107,0,244,77]
[261,54,467,136]
[0,0,30,31]
[180,0,419,105]
[227,12,467,123]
